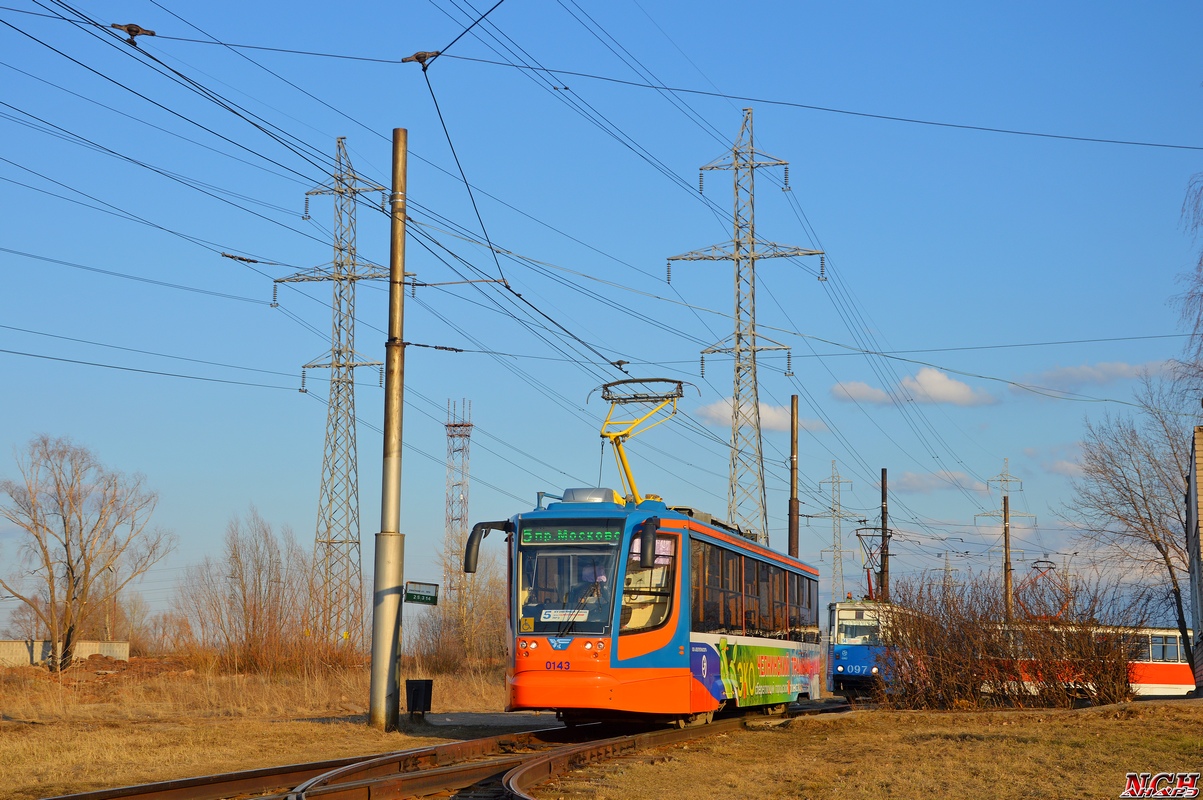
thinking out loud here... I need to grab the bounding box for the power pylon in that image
[276,137,386,647]
[816,461,857,601]
[444,399,473,655]
[668,108,822,544]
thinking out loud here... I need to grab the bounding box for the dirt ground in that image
[3,658,1201,800]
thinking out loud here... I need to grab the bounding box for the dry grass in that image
[0,658,505,720]
[537,700,1203,800]
[0,659,509,799]
[5,659,1200,800]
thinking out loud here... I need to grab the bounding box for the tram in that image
[463,380,822,725]
[826,599,1195,699]
[827,599,886,698]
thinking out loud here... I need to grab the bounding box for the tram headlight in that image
[584,642,593,650]
[596,641,605,650]
[519,640,527,649]
[871,667,879,675]
[836,665,844,672]
[529,641,538,650]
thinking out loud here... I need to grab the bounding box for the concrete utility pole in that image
[976,459,1035,624]
[277,138,386,649]
[788,395,800,559]
[370,128,408,731]
[880,468,889,603]
[668,108,822,544]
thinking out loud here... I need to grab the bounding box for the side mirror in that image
[639,517,659,569]
[464,520,513,573]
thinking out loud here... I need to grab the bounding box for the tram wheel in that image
[673,711,714,728]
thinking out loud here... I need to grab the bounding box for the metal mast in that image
[669,108,822,543]
[444,399,473,655]
[277,137,386,647]
[975,459,1035,624]
[820,461,853,601]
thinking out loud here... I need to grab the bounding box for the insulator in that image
[783,165,790,187]
[818,254,827,282]
[302,196,310,221]
[300,369,307,394]
[271,284,278,308]
[698,171,704,194]
[381,191,388,213]
[700,354,705,377]
[785,350,794,377]
[666,261,672,284]
[378,367,384,387]
[411,280,416,298]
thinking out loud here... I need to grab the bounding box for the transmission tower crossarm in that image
[276,266,390,283]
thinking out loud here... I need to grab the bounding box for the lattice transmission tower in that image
[669,108,822,543]
[276,137,386,647]
[443,399,473,651]
[818,461,856,601]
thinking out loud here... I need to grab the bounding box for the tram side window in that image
[769,565,788,639]
[787,572,803,642]
[722,549,741,633]
[742,557,761,636]
[1124,633,1152,663]
[693,541,725,634]
[620,534,677,634]
[690,540,708,633]
[756,561,773,637]
[1151,635,1179,663]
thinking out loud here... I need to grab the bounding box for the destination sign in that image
[520,526,622,545]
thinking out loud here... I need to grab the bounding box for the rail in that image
[44,703,851,800]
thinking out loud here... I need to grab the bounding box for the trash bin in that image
[405,679,433,720]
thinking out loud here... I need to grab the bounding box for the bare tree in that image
[1177,174,1203,370]
[0,435,174,671]
[2,601,47,640]
[172,509,339,673]
[1066,375,1195,673]
[411,542,506,672]
[880,572,1148,709]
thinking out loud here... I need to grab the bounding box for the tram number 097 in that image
[545,661,571,671]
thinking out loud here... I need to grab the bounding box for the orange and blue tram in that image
[465,487,822,725]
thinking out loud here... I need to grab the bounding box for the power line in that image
[0,347,297,390]
[441,55,1203,152]
[8,3,1186,155]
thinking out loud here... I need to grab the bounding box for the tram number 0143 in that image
[545,661,571,671]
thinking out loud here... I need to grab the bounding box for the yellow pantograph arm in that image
[600,396,678,504]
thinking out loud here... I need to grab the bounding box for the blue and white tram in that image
[827,600,885,698]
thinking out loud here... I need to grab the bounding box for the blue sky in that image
[1,0,1200,621]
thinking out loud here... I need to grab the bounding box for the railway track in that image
[45,704,849,800]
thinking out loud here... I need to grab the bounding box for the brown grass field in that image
[2,657,1200,800]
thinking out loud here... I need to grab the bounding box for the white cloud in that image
[1021,361,1166,392]
[695,399,826,432]
[894,470,987,494]
[832,369,994,407]
[1045,459,1083,478]
[901,367,996,406]
[830,381,891,404]
[1023,443,1084,478]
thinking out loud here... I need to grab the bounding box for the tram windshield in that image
[516,519,624,635]
[835,608,881,645]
